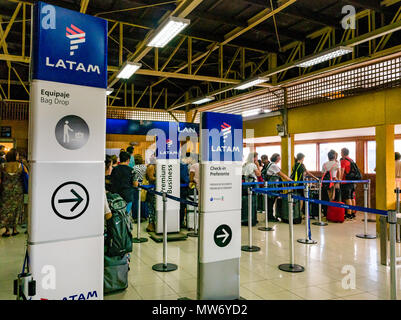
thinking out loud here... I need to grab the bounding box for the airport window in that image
[294,144,317,171]
[366,140,401,174]
[319,142,356,170]
[367,141,376,174]
[256,145,281,162]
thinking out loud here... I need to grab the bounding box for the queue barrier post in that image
[279,194,305,273]
[152,192,178,272]
[258,181,274,232]
[133,186,148,243]
[187,188,199,238]
[312,179,328,227]
[241,188,260,252]
[395,188,401,243]
[388,210,398,300]
[356,183,377,239]
[365,180,376,223]
[297,185,317,245]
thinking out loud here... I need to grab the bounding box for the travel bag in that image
[327,202,345,223]
[105,193,133,257]
[276,197,302,224]
[104,254,130,294]
[241,186,258,226]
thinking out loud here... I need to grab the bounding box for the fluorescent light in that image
[106,88,114,95]
[296,46,353,68]
[234,77,270,90]
[147,16,190,48]
[193,96,214,105]
[264,109,272,113]
[117,61,142,79]
[242,108,261,118]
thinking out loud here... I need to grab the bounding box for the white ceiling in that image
[244,125,401,144]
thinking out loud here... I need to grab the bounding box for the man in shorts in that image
[340,148,356,220]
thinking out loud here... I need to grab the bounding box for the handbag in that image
[21,163,29,194]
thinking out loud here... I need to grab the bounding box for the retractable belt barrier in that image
[137,185,200,273]
[138,185,198,208]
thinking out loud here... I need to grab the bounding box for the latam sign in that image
[31,1,107,88]
[201,112,243,162]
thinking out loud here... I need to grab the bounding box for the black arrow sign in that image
[58,189,84,212]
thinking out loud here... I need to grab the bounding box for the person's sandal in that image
[2,232,11,237]
[11,231,19,236]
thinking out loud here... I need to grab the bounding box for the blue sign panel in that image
[201,112,243,162]
[106,119,199,141]
[32,1,108,88]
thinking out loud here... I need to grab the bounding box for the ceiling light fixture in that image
[193,96,215,105]
[234,77,270,90]
[242,108,261,118]
[147,16,190,48]
[296,46,353,68]
[116,61,142,79]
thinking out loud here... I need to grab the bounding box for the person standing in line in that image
[290,153,318,212]
[0,145,6,165]
[0,149,24,237]
[340,148,357,219]
[264,153,293,221]
[260,155,270,180]
[110,152,135,208]
[132,154,147,222]
[321,150,341,201]
[126,146,135,169]
[395,152,401,189]
[145,157,157,232]
[242,152,261,182]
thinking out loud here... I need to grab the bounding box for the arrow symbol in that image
[216,228,229,243]
[58,189,84,212]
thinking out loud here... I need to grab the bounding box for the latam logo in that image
[66,24,86,56]
[166,139,173,148]
[221,122,231,143]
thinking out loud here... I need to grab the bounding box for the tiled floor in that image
[1,213,400,300]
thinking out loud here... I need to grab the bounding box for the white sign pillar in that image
[27,2,107,300]
[198,112,243,300]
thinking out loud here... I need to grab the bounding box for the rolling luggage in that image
[241,186,258,226]
[277,197,302,224]
[309,190,320,218]
[104,254,130,294]
[327,202,345,223]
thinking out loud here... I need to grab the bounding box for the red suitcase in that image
[327,202,345,223]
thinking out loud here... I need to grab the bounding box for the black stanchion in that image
[152,192,178,272]
[132,187,148,243]
[279,194,305,273]
[241,188,260,252]
[258,181,274,232]
[187,188,198,238]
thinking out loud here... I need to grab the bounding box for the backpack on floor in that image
[105,193,133,257]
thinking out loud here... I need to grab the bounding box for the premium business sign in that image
[28,2,106,300]
[31,1,107,88]
[198,112,243,300]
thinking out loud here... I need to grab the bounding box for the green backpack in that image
[105,193,133,257]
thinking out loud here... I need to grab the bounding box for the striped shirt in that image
[133,164,147,182]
